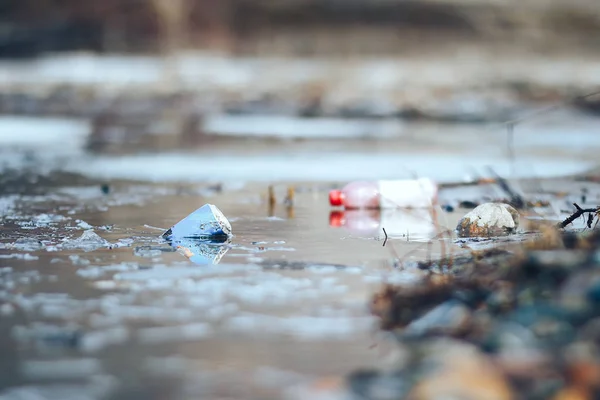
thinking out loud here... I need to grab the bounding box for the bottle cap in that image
[329,190,345,206]
[329,211,346,227]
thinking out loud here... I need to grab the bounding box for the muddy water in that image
[1,103,600,399]
[1,163,599,399]
[0,179,469,400]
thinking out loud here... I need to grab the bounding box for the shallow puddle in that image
[1,178,470,400]
[1,104,600,398]
[3,173,600,399]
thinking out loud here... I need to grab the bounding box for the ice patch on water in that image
[0,270,41,295]
[93,281,119,290]
[204,303,239,320]
[14,213,69,228]
[0,253,39,260]
[0,376,117,400]
[0,303,15,316]
[102,305,194,323]
[62,230,111,251]
[137,322,212,344]
[225,313,375,340]
[77,219,93,229]
[70,254,91,266]
[12,323,81,348]
[20,358,102,380]
[79,327,129,353]
[112,264,255,281]
[229,276,315,305]
[12,237,44,251]
[0,195,18,217]
[362,268,427,285]
[307,265,339,274]
[76,262,139,279]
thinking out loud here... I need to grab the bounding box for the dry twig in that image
[558,203,600,229]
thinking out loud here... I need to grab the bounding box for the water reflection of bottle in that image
[329,178,438,209]
[329,208,436,240]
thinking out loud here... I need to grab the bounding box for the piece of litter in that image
[162,204,232,240]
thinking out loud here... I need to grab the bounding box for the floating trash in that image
[161,204,232,264]
[162,204,232,241]
[329,178,438,209]
[329,208,436,240]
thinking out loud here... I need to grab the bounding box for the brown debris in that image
[408,342,514,400]
[370,277,456,331]
[553,386,591,400]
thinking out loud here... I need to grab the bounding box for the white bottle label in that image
[378,178,438,209]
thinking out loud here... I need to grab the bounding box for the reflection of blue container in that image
[168,238,230,265]
[162,204,232,241]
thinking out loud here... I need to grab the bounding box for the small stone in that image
[442,204,454,212]
[348,370,410,400]
[409,340,513,400]
[402,300,471,338]
[552,386,590,400]
[456,202,519,238]
[559,270,600,311]
[486,281,516,313]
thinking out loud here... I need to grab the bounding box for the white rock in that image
[456,203,519,238]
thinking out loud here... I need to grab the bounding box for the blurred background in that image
[1,0,600,181]
[3,0,600,57]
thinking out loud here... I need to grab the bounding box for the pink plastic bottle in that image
[329,178,438,209]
